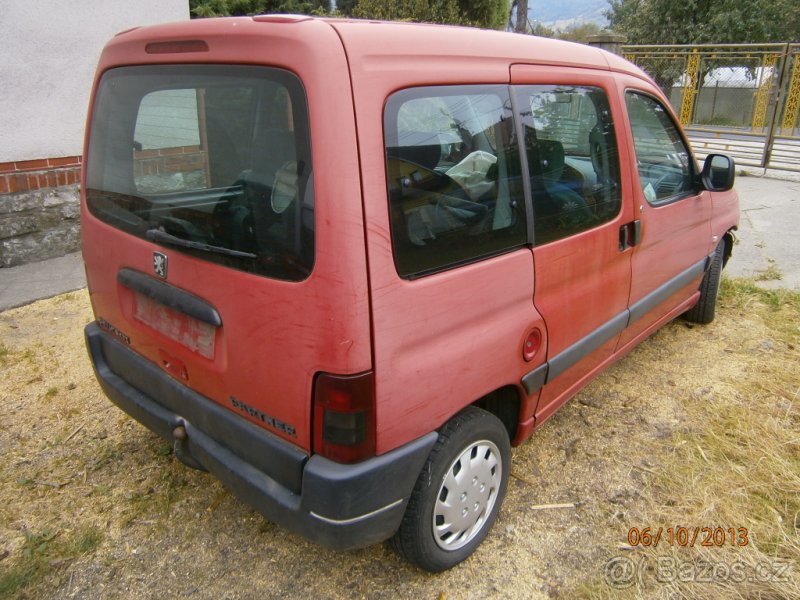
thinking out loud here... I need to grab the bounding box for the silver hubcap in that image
[432,439,502,551]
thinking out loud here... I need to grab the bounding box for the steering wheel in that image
[652,170,683,199]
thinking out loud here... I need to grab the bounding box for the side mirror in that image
[701,154,735,192]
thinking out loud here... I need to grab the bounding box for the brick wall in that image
[134,145,207,178]
[0,157,82,267]
[0,156,82,195]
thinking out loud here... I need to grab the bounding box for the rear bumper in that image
[85,322,437,550]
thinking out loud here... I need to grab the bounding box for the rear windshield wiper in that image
[145,228,257,259]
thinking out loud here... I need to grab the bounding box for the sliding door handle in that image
[619,219,642,251]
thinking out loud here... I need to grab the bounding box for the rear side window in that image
[86,65,314,281]
[384,86,527,278]
[513,85,621,245]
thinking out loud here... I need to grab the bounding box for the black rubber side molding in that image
[117,268,222,327]
[521,257,708,395]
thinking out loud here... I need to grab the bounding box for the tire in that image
[685,240,725,324]
[391,406,510,572]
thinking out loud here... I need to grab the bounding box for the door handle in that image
[619,220,642,251]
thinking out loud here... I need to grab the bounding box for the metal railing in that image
[622,43,800,172]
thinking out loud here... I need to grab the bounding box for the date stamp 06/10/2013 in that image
[626,526,749,548]
[602,526,794,590]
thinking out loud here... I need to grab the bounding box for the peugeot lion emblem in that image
[153,251,168,279]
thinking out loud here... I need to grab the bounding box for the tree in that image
[457,0,507,30]
[350,0,463,25]
[189,0,330,18]
[348,0,507,29]
[557,22,603,43]
[607,0,800,45]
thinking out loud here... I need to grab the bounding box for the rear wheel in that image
[391,406,510,572]
[685,240,725,324]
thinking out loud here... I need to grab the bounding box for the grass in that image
[578,277,800,599]
[754,260,784,283]
[2,282,796,598]
[0,526,103,597]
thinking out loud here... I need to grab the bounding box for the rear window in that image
[86,65,314,281]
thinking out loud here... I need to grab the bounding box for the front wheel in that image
[391,406,510,572]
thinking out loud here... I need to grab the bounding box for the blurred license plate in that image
[134,292,215,359]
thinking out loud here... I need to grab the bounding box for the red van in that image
[82,16,739,571]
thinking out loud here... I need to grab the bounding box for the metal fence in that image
[622,44,800,172]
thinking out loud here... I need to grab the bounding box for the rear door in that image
[82,21,371,453]
[614,80,713,349]
[510,66,635,423]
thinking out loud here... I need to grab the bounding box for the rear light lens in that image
[313,371,375,464]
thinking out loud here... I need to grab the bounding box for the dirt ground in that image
[0,285,797,599]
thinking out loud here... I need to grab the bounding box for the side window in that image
[514,85,622,246]
[626,92,694,204]
[384,86,527,278]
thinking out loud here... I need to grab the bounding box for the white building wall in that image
[0,0,190,162]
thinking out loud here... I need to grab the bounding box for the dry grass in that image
[0,280,798,599]
[578,278,800,599]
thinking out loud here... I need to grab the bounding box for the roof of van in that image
[322,18,647,79]
[106,15,652,84]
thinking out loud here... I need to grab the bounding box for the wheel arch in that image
[472,385,521,443]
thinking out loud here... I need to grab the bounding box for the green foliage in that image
[530,22,555,37]
[456,0,508,29]
[0,527,103,596]
[189,0,507,28]
[519,21,605,44]
[344,0,507,29]
[350,0,463,25]
[189,0,330,18]
[556,22,604,43]
[607,0,800,44]
[335,0,358,17]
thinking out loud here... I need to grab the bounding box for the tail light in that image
[313,371,375,464]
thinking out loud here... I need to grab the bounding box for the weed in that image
[93,483,112,496]
[721,277,799,313]
[69,526,103,555]
[155,444,173,457]
[0,563,37,597]
[754,260,783,282]
[45,386,59,398]
[0,526,103,597]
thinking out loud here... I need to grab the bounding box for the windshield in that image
[86,65,314,281]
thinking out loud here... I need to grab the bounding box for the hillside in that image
[530,0,609,28]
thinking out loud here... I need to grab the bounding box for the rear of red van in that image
[81,16,436,549]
